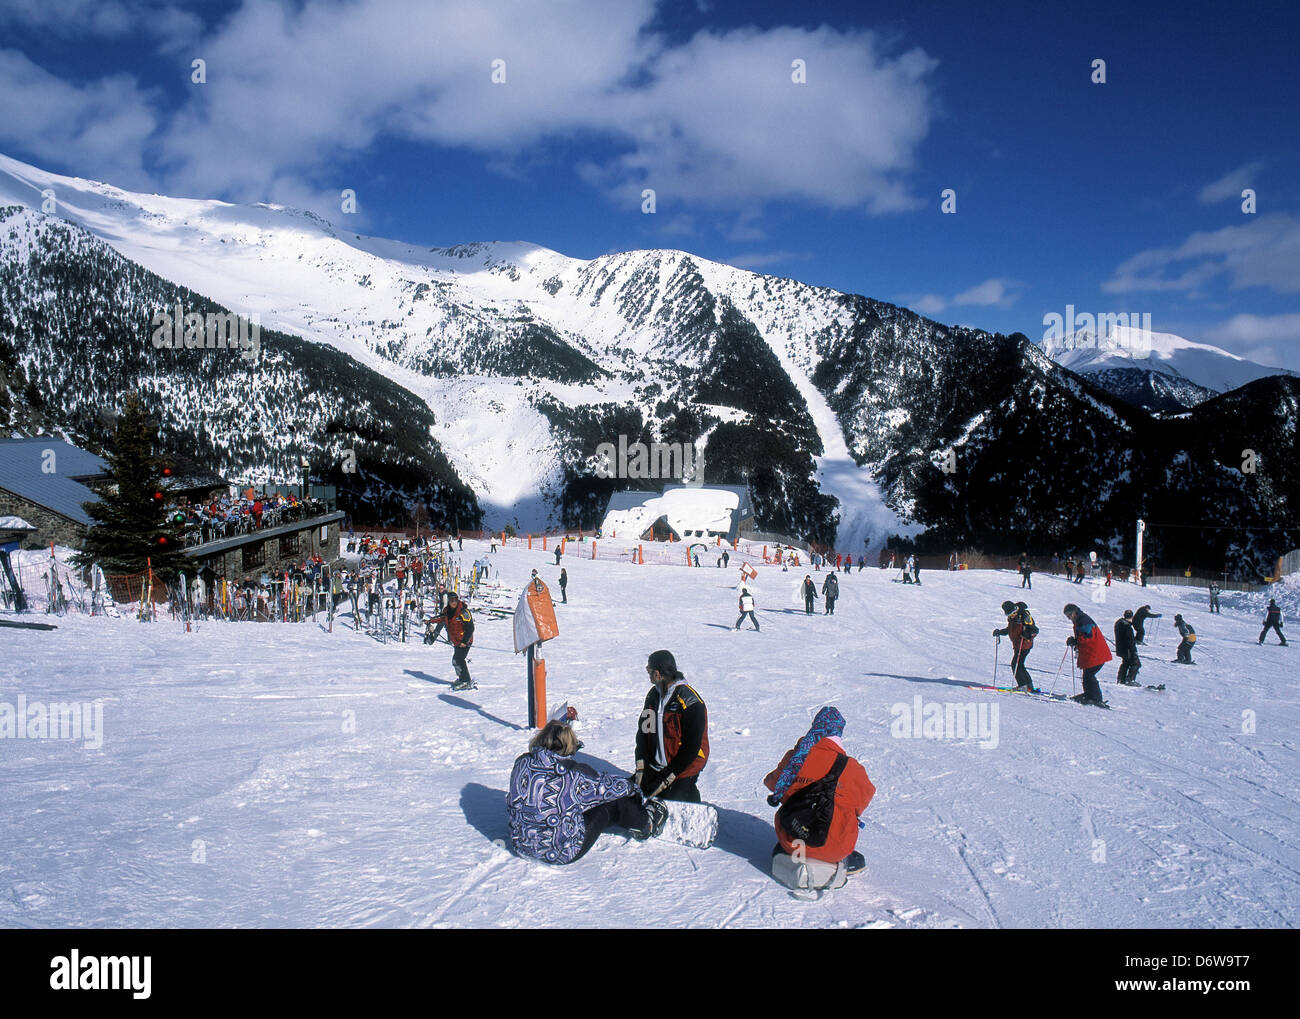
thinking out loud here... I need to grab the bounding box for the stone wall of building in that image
[0,487,87,549]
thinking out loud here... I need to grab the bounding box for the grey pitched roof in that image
[0,438,107,525]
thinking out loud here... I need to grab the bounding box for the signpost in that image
[513,576,559,728]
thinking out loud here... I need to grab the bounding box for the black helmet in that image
[1001,600,1016,614]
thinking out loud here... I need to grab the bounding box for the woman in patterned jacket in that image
[507,715,667,864]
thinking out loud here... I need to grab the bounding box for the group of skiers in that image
[506,650,874,891]
[988,592,1290,707]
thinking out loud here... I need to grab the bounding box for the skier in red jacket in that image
[993,600,1038,691]
[1064,603,1111,708]
[764,706,875,887]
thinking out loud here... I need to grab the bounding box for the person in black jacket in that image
[1114,610,1141,686]
[558,568,568,603]
[1259,599,1287,645]
[821,572,840,614]
[635,650,708,803]
[1173,614,1196,664]
[1132,604,1161,644]
[802,575,817,615]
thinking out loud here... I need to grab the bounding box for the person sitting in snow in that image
[507,707,666,865]
[764,706,875,892]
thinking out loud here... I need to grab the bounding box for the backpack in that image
[1018,608,1039,639]
[776,754,848,848]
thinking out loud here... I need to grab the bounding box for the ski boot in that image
[845,850,867,876]
[634,799,670,841]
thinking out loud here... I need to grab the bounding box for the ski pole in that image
[1050,647,1069,695]
[993,635,1001,687]
[1071,649,1077,694]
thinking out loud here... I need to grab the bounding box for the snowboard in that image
[655,800,718,849]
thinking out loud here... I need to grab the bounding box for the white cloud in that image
[1103,214,1300,295]
[722,250,812,270]
[952,277,1022,308]
[1198,161,1264,205]
[0,49,158,187]
[1201,313,1300,347]
[2,0,939,218]
[907,294,947,315]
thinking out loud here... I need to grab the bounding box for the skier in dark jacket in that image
[1114,610,1141,686]
[558,568,568,604]
[1064,603,1111,707]
[912,557,921,586]
[508,714,666,864]
[802,575,817,615]
[554,546,562,566]
[1173,614,1197,664]
[635,650,708,803]
[992,600,1038,691]
[735,586,760,631]
[1132,604,1161,644]
[1019,560,1033,589]
[821,572,840,615]
[429,593,475,689]
[1259,600,1287,645]
[1209,583,1221,614]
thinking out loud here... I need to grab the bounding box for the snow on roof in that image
[601,486,741,540]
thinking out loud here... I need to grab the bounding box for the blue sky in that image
[1,0,1297,367]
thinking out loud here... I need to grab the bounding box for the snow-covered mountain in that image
[1044,325,1293,412]
[1,152,1296,571]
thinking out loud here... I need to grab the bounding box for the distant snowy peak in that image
[1043,324,1293,409]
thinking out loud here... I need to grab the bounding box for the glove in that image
[1066,637,1077,648]
[767,793,782,808]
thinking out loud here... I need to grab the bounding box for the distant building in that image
[0,438,109,548]
[600,484,754,543]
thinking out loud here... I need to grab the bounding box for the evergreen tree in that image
[75,394,187,580]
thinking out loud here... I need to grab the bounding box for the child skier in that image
[1063,603,1111,707]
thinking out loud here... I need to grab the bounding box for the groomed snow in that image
[1,543,1296,928]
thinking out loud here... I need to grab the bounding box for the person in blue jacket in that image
[507,712,666,864]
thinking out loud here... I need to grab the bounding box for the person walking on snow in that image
[1259,599,1287,645]
[634,650,708,803]
[764,706,875,889]
[1208,583,1221,614]
[993,599,1038,691]
[735,586,760,631]
[1063,603,1111,708]
[1020,559,1033,589]
[803,575,817,614]
[1173,614,1197,664]
[1114,609,1141,686]
[554,546,562,566]
[822,572,839,615]
[558,568,568,604]
[1132,604,1161,644]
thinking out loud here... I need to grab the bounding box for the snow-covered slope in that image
[2,541,1296,927]
[1044,325,1293,411]
[0,152,903,546]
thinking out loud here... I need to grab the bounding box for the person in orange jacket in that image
[1064,603,1111,708]
[764,706,875,882]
